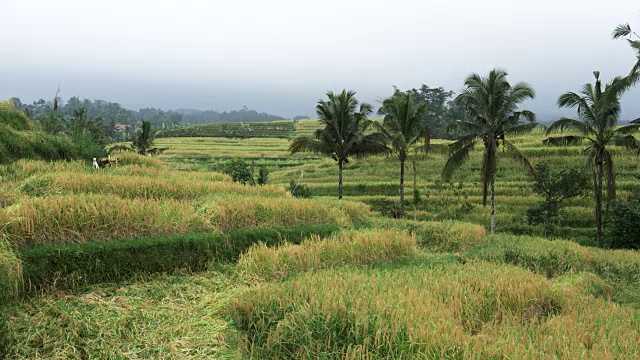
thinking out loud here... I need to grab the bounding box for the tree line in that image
[290,16,640,248]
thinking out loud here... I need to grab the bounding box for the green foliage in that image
[0,110,104,163]
[289,90,387,199]
[443,69,537,233]
[218,158,254,184]
[526,162,590,235]
[158,121,295,139]
[17,225,339,294]
[545,71,640,246]
[0,108,32,131]
[255,166,270,185]
[0,238,22,301]
[289,179,311,198]
[393,84,463,141]
[606,198,640,250]
[132,120,157,155]
[377,92,428,217]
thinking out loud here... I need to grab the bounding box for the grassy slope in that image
[153,121,640,245]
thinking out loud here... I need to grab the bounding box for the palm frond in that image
[612,134,640,152]
[503,140,535,179]
[442,141,476,182]
[613,23,632,39]
[545,117,591,135]
[504,122,538,136]
[289,136,328,155]
[614,124,640,134]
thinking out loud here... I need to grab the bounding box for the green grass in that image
[152,126,640,243]
[2,120,640,359]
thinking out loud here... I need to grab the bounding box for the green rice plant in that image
[236,229,416,280]
[0,236,22,300]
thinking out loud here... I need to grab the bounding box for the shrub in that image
[526,162,589,235]
[289,179,311,198]
[605,198,640,250]
[217,158,253,184]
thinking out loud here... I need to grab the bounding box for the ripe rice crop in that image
[0,237,21,299]
[19,172,284,200]
[374,218,486,251]
[0,194,212,245]
[198,195,371,233]
[229,262,640,359]
[236,229,416,280]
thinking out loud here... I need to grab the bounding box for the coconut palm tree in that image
[613,19,640,74]
[289,90,386,199]
[442,69,537,234]
[376,93,428,217]
[544,71,640,247]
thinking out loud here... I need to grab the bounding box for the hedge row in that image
[17,225,340,295]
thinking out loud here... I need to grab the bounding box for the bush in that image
[606,199,640,250]
[218,158,253,184]
[289,179,311,198]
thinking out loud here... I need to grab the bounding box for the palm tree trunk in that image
[423,127,431,152]
[490,173,496,234]
[413,160,417,221]
[595,162,604,247]
[338,160,343,200]
[399,157,405,218]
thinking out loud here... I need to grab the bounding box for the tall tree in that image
[289,90,386,199]
[377,93,428,217]
[394,85,461,148]
[544,71,640,247]
[442,69,537,234]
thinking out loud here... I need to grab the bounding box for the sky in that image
[1,0,640,121]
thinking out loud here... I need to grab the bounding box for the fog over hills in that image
[2,0,640,121]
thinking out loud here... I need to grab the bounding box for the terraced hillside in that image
[158,121,295,139]
[152,123,640,245]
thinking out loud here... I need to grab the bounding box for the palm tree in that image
[377,93,428,217]
[544,71,640,247]
[289,90,387,199]
[442,69,537,234]
[613,19,640,75]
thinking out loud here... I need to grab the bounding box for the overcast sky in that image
[2,0,639,120]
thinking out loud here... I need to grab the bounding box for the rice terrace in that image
[3,2,640,359]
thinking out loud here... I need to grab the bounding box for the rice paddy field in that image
[2,119,640,359]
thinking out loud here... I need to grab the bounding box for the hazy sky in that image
[2,0,640,120]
